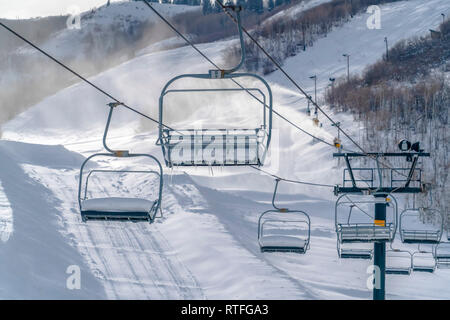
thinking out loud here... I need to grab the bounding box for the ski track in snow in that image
[0,181,13,243]
[23,164,205,300]
[23,163,311,299]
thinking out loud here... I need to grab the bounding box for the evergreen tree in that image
[267,0,274,11]
[202,0,212,14]
[236,0,247,10]
[248,0,263,14]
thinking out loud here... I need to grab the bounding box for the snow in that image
[1,0,450,299]
[17,2,200,58]
[0,181,13,242]
[259,235,307,249]
[81,197,155,213]
[263,0,333,26]
[386,250,412,272]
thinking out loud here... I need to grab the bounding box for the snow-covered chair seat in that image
[436,254,450,268]
[340,248,373,259]
[412,252,436,273]
[386,266,411,275]
[81,197,157,221]
[259,235,307,253]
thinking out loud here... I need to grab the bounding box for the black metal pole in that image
[347,56,350,82]
[373,195,387,300]
[384,37,389,61]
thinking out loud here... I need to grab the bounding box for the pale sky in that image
[0,0,123,19]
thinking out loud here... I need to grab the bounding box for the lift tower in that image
[333,143,430,300]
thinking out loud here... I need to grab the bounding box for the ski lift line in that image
[141,0,341,150]
[249,165,335,188]
[0,22,175,132]
[213,0,427,182]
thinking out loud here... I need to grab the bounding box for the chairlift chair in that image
[336,203,373,259]
[337,241,373,259]
[258,179,311,253]
[411,245,436,273]
[78,103,163,223]
[399,208,443,244]
[434,242,450,269]
[385,244,412,275]
[157,6,272,168]
[335,194,397,245]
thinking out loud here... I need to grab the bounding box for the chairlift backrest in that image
[334,194,398,243]
[335,194,398,231]
[399,208,443,244]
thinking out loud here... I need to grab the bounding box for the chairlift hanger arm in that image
[271,179,284,211]
[344,155,357,189]
[103,103,129,156]
[404,156,418,188]
[221,5,245,75]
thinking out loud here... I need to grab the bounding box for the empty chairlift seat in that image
[78,155,163,223]
[160,128,268,166]
[435,242,450,268]
[399,208,443,244]
[338,242,373,259]
[386,249,412,275]
[412,249,436,273]
[258,213,311,253]
[257,179,311,254]
[335,195,398,247]
[157,8,272,168]
[78,102,164,223]
[339,249,373,260]
[259,234,308,253]
[337,223,395,243]
[80,197,159,221]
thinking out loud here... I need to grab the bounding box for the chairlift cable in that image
[250,165,335,188]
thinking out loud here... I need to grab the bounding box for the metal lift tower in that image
[333,141,430,300]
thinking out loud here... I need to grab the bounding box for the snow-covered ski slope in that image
[16,2,199,59]
[2,0,450,299]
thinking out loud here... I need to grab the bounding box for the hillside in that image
[325,19,450,224]
[0,2,199,128]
